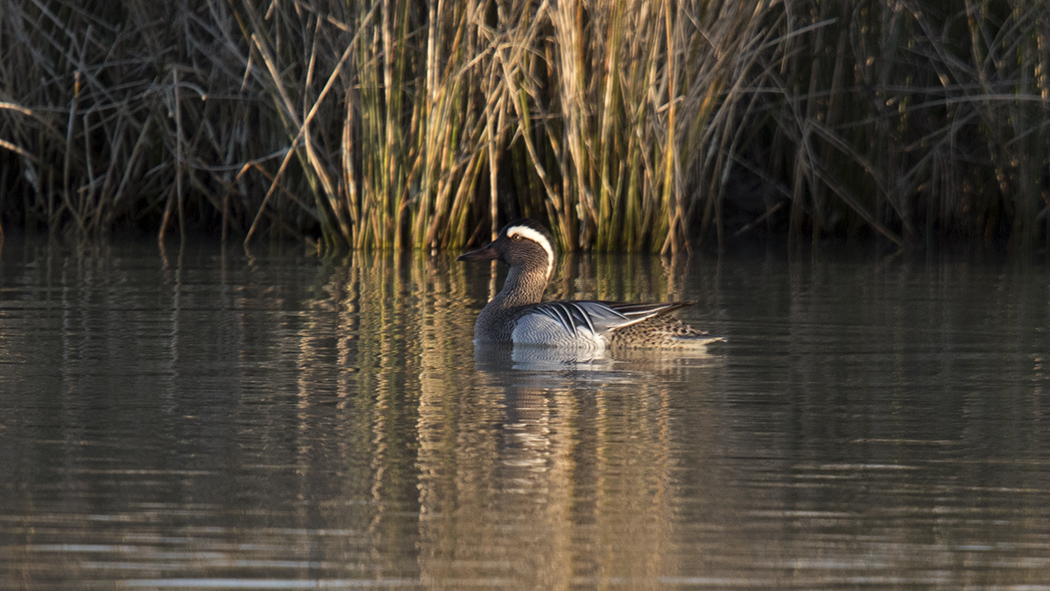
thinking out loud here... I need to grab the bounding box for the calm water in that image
[1,236,1049,590]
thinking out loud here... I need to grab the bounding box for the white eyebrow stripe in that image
[506,225,555,280]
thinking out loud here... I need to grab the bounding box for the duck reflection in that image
[473,342,611,371]
[416,347,724,589]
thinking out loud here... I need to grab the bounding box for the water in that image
[1,236,1049,590]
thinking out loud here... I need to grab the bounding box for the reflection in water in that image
[1,238,1049,590]
[419,338,726,590]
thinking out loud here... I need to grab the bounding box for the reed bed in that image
[1,0,1047,251]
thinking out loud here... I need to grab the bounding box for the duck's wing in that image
[602,301,695,318]
[528,300,694,338]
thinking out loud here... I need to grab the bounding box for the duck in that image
[458,218,724,351]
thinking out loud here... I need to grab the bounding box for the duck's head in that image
[458,218,556,280]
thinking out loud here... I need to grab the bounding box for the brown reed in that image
[0,0,1047,250]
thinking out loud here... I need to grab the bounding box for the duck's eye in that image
[510,234,522,241]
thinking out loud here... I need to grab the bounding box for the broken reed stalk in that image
[0,0,1047,250]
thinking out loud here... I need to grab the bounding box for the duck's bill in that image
[457,244,499,261]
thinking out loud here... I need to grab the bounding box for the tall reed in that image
[1,0,1047,250]
[769,1,1050,247]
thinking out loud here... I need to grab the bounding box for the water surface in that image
[1,237,1049,590]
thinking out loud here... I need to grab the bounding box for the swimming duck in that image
[458,218,724,351]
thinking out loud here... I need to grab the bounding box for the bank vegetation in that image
[1,0,1048,251]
